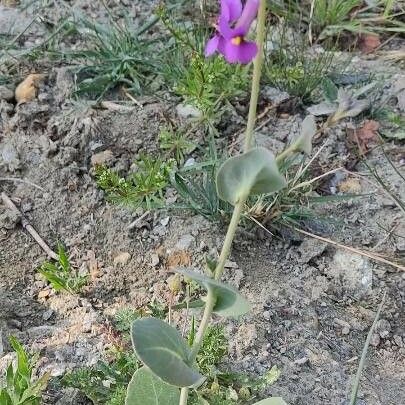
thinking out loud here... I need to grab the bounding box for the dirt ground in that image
[1,1,405,405]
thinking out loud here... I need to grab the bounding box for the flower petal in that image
[205,35,220,56]
[222,39,257,64]
[220,0,243,22]
[235,0,260,34]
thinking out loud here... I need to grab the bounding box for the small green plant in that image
[159,127,196,164]
[264,26,335,100]
[114,308,142,334]
[269,1,405,40]
[96,155,176,209]
[158,6,249,117]
[62,351,138,405]
[125,3,294,405]
[0,337,49,405]
[55,12,159,98]
[171,163,231,221]
[38,244,88,294]
[196,326,228,376]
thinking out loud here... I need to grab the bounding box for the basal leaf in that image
[125,367,180,405]
[216,147,286,205]
[253,397,288,405]
[175,269,251,317]
[131,318,205,388]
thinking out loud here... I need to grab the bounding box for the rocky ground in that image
[1,1,405,405]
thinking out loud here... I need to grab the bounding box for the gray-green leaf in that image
[216,147,286,205]
[295,115,316,155]
[253,398,288,405]
[131,318,205,387]
[125,367,180,405]
[176,269,251,317]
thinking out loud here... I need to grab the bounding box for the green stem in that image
[275,143,297,165]
[179,2,267,403]
[244,0,267,151]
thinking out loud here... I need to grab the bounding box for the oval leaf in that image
[176,269,251,317]
[216,147,286,205]
[253,398,288,405]
[125,367,180,405]
[131,318,205,388]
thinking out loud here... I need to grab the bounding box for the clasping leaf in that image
[125,367,180,405]
[131,318,205,388]
[216,147,287,205]
[176,268,251,317]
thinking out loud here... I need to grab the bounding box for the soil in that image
[1,1,405,405]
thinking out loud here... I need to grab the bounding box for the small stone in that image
[1,142,21,171]
[294,357,309,365]
[342,326,350,335]
[160,217,170,227]
[0,85,14,101]
[38,290,50,299]
[298,239,328,263]
[150,253,160,267]
[91,150,114,166]
[375,319,391,338]
[42,309,54,321]
[176,104,202,120]
[262,86,290,105]
[113,252,131,266]
[370,333,380,347]
[330,251,372,298]
[263,311,271,321]
[175,234,195,250]
[44,362,66,377]
[393,335,403,347]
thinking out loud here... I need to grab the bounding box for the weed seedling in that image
[62,351,138,405]
[159,126,196,164]
[96,155,176,209]
[0,337,49,405]
[158,6,249,118]
[38,244,88,294]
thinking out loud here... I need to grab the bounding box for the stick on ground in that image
[1,192,59,261]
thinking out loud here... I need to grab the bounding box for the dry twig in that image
[1,192,58,261]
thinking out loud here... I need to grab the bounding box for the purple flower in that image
[205,0,260,64]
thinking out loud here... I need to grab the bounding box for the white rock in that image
[175,234,195,250]
[331,251,372,298]
[150,253,160,267]
[176,103,202,120]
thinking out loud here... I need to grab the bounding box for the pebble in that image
[298,239,328,263]
[38,290,50,299]
[42,309,54,321]
[375,319,391,338]
[90,150,114,166]
[294,357,309,365]
[330,251,372,298]
[176,103,202,120]
[175,234,195,250]
[150,253,160,267]
[393,335,403,347]
[370,333,381,347]
[113,252,131,266]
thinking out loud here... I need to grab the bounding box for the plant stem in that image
[214,200,245,280]
[179,3,268,404]
[244,0,267,151]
